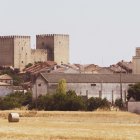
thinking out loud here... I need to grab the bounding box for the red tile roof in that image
[24,61,57,74]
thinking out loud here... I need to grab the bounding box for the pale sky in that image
[0,0,140,66]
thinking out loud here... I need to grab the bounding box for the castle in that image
[132,47,140,74]
[0,34,69,70]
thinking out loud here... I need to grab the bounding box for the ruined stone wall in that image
[14,36,31,70]
[0,36,14,67]
[31,49,47,64]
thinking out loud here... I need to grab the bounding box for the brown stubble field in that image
[0,111,139,140]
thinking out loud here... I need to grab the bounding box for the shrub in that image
[87,97,110,111]
[115,98,123,109]
[65,90,86,111]
[25,63,33,68]
[127,83,140,101]
[29,90,86,111]
[0,91,32,110]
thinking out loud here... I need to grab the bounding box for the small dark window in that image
[38,84,41,86]
[21,61,23,63]
[22,47,23,50]
[91,83,96,86]
[86,90,88,97]
[42,42,45,46]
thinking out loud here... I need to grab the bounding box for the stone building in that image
[36,34,69,65]
[0,74,13,85]
[0,34,69,70]
[0,36,31,70]
[0,82,13,97]
[32,73,140,102]
[31,49,48,64]
[133,47,140,74]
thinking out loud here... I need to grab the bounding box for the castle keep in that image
[0,36,31,70]
[132,47,140,74]
[0,34,69,70]
[36,34,69,64]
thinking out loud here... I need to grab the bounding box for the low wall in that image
[128,102,140,113]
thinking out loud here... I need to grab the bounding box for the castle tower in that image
[0,36,31,70]
[36,34,69,64]
[132,47,140,74]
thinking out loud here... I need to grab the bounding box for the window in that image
[22,47,23,50]
[38,84,41,87]
[86,90,88,97]
[42,42,45,46]
[91,83,96,86]
[21,61,23,63]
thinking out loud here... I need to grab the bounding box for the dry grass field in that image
[0,111,139,140]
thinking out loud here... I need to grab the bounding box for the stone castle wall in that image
[31,49,47,63]
[14,36,31,70]
[133,47,140,74]
[36,34,69,64]
[0,36,14,67]
[0,36,31,70]
[36,34,54,61]
[0,34,69,70]
[54,34,69,64]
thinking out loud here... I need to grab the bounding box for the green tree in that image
[115,98,123,109]
[25,63,33,68]
[127,83,140,101]
[1,67,22,86]
[87,97,110,111]
[56,79,67,94]
[13,75,22,86]
[100,98,110,110]
[65,90,86,111]
[0,91,32,110]
[87,97,102,111]
[53,93,66,110]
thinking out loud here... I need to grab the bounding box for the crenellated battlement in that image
[0,35,30,39]
[136,47,140,57]
[31,49,48,64]
[36,34,69,38]
[0,33,69,69]
[31,49,48,54]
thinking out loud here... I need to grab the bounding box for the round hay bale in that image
[8,113,19,122]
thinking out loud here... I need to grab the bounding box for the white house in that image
[0,74,13,85]
[0,82,13,96]
[32,73,140,102]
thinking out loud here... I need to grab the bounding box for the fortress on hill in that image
[0,34,69,70]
